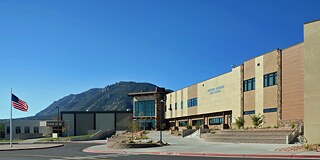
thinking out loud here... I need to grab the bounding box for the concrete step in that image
[205,137,286,144]
[205,135,286,139]
[216,130,292,135]
[201,130,293,144]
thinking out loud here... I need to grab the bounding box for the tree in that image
[250,114,265,128]
[128,120,139,139]
[235,117,245,129]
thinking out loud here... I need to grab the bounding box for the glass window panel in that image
[274,72,278,85]
[252,79,255,90]
[269,74,274,86]
[264,75,268,87]
[248,79,252,90]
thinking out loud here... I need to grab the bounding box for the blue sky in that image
[0,0,319,118]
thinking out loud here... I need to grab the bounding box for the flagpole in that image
[10,88,12,147]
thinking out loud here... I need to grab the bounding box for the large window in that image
[15,126,21,134]
[137,119,155,130]
[209,117,224,125]
[264,72,277,87]
[6,127,10,134]
[244,78,255,92]
[134,100,155,117]
[34,127,39,133]
[192,119,204,126]
[179,121,188,127]
[187,98,198,107]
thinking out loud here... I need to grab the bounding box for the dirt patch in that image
[275,144,320,152]
[106,131,165,149]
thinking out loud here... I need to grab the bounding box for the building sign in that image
[208,85,224,94]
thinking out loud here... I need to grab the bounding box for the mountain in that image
[34,81,160,118]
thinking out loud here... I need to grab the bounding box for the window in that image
[7,126,10,134]
[188,98,198,107]
[24,127,30,133]
[192,119,204,126]
[244,110,255,115]
[134,100,156,117]
[209,117,224,125]
[34,127,39,133]
[179,121,188,127]
[263,108,277,113]
[175,102,177,110]
[181,101,183,109]
[15,126,21,134]
[264,72,277,87]
[244,78,255,92]
[169,104,172,111]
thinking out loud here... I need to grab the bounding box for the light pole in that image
[56,106,60,137]
[160,100,165,144]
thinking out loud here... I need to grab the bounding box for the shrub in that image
[186,124,192,129]
[291,122,296,129]
[235,117,245,129]
[274,125,279,128]
[195,125,201,130]
[250,114,265,128]
[266,126,271,129]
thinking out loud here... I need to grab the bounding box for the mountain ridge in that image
[34,81,163,119]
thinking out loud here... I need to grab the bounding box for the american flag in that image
[11,94,28,112]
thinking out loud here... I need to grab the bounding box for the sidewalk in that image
[0,143,64,151]
[83,131,320,159]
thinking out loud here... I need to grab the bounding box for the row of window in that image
[209,117,224,125]
[243,78,255,92]
[187,98,198,107]
[264,72,278,87]
[243,72,278,92]
[6,126,39,134]
[244,107,278,115]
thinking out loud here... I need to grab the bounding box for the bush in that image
[291,122,296,129]
[235,117,245,129]
[195,125,201,130]
[186,124,192,129]
[250,114,265,128]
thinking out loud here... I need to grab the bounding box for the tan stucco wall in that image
[263,86,277,109]
[244,59,256,113]
[255,56,264,115]
[264,112,278,127]
[165,67,241,123]
[304,20,320,144]
[197,67,242,122]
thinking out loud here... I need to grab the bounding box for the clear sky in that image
[0,0,319,119]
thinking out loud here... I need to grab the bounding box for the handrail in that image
[286,125,302,144]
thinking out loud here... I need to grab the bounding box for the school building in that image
[165,20,320,143]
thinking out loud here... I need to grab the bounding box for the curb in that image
[0,144,64,151]
[83,149,320,159]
